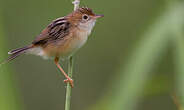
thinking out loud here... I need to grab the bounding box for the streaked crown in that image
[76,7,95,16]
[67,7,95,21]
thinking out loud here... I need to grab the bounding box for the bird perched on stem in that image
[4,7,104,87]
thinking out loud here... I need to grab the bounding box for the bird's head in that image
[68,7,104,31]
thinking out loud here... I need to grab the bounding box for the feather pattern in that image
[32,17,71,46]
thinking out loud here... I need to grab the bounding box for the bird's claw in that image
[64,78,74,88]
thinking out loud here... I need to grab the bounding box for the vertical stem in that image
[65,56,74,110]
[64,1,80,110]
[72,0,80,11]
[0,9,22,110]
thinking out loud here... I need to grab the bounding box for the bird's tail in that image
[1,45,33,65]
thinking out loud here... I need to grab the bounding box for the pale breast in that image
[62,29,89,57]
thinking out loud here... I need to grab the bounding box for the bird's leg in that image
[54,57,74,87]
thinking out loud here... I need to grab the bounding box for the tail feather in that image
[6,50,25,62]
[8,46,31,54]
[1,46,32,65]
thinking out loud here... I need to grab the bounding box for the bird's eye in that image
[82,14,89,20]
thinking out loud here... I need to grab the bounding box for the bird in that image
[4,7,104,87]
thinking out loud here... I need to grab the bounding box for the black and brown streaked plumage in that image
[4,7,103,87]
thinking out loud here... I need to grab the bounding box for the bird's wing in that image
[32,17,71,46]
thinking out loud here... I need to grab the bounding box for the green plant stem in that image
[65,56,74,110]
[0,9,22,110]
[64,1,79,110]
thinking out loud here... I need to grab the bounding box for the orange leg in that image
[54,57,74,87]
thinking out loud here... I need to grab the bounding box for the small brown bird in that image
[5,7,103,87]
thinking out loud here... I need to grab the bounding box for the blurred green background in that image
[1,0,184,110]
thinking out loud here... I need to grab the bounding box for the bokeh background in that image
[1,0,184,110]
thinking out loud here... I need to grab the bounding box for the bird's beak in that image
[94,14,104,19]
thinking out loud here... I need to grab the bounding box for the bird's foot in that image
[64,78,74,88]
